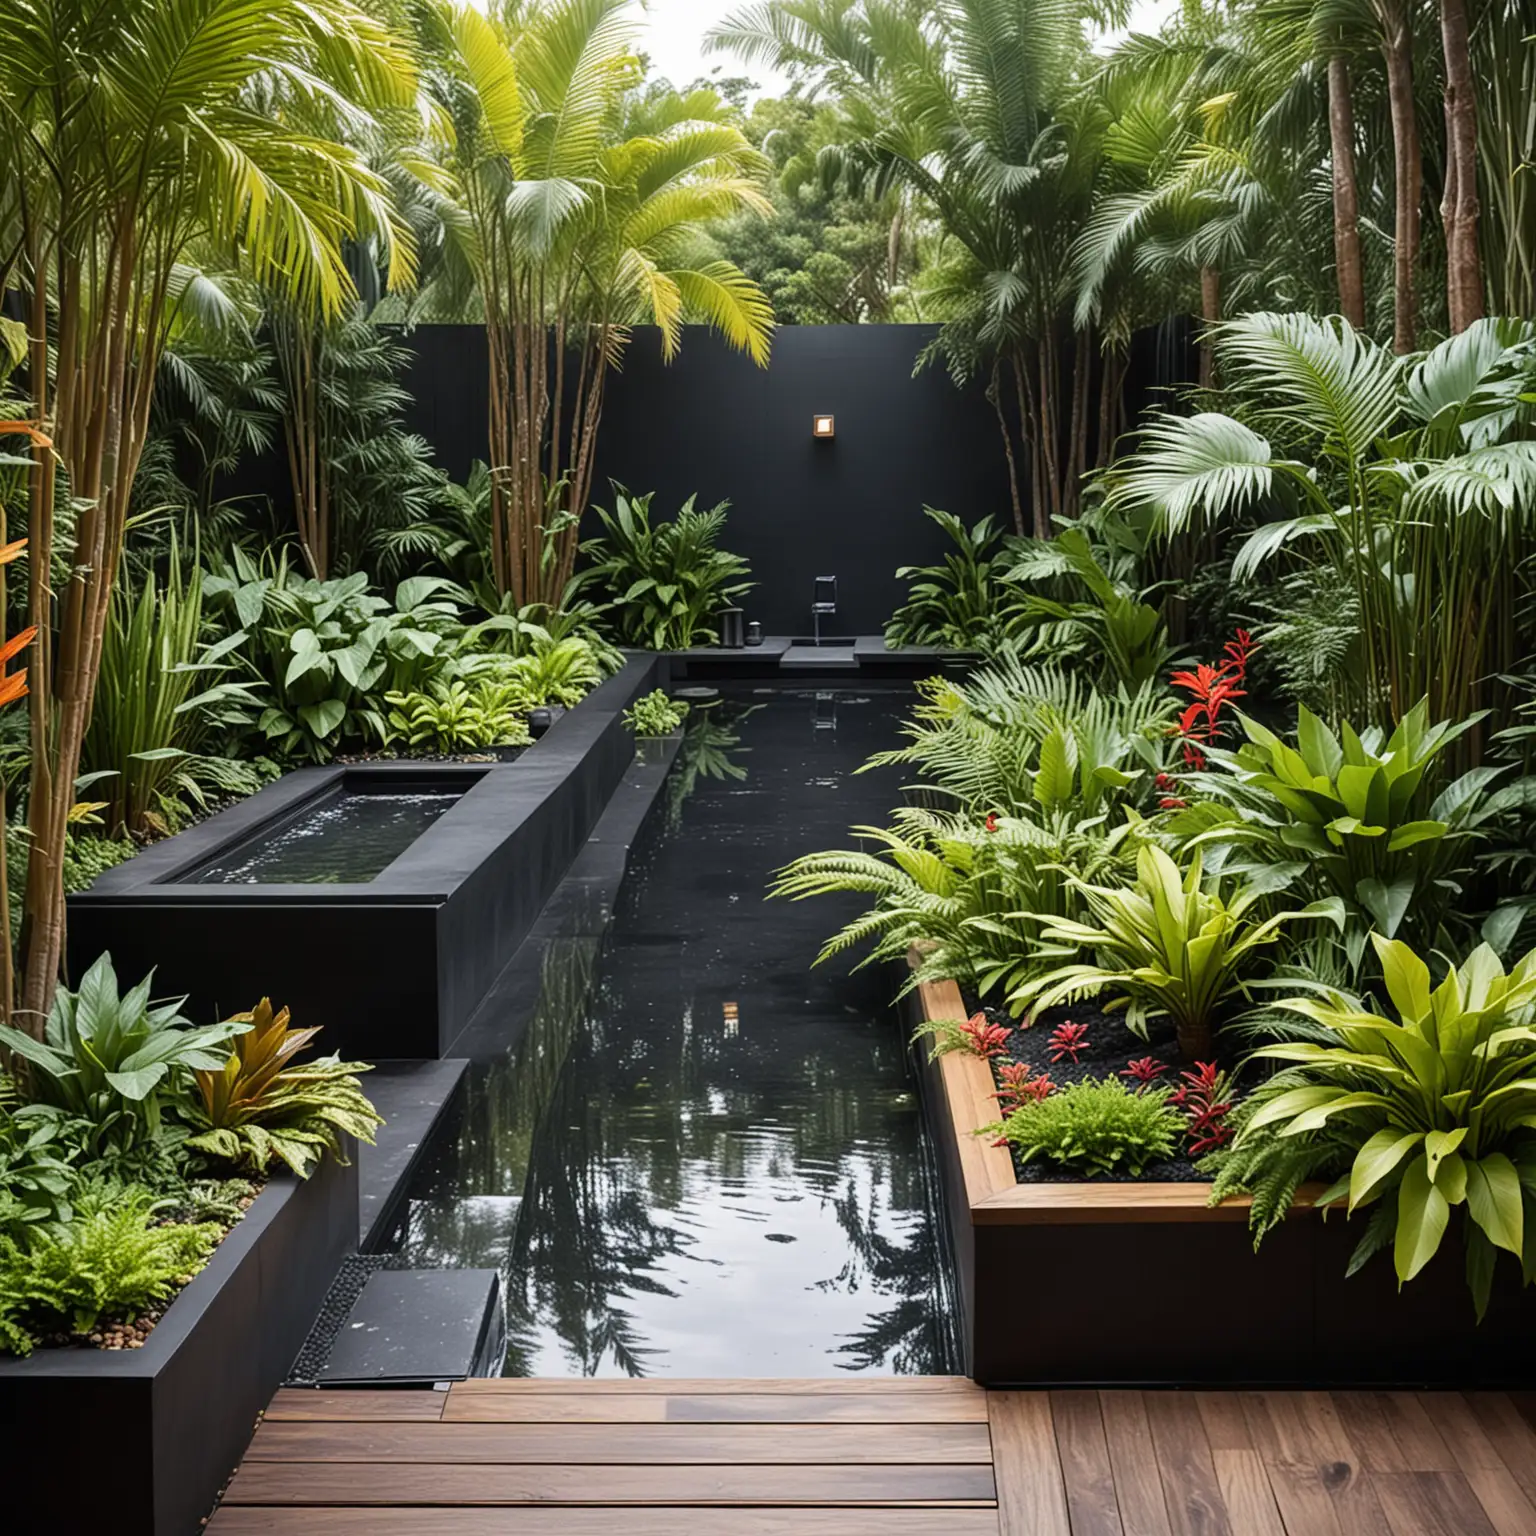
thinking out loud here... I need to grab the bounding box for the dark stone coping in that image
[0,1150,357,1536]
[67,655,666,1058]
[357,1058,471,1249]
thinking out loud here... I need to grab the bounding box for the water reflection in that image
[380,690,956,1377]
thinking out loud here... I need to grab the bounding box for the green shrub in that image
[1181,700,1528,957]
[187,998,382,1179]
[1010,844,1342,1059]
[0,1183,221,1355]
[1211,935,1536,1317]
[577,488,752,650]
[0,1087,79,1240]
[886,509,1022,650]
[1000,1077,1183,1178]
[384,679,532,753]
[624,690,688,736]
[0,954,249,1160]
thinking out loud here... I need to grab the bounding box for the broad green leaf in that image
[1375,934,1432,1023]
[1359,877,1416,938]
[1394,1154,1451,1284]
[1349,1129,1422,1210]
[1466,1153,1524,1256]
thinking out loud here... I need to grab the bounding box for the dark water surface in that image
[379,687,958,1377]
[190,789,463,885]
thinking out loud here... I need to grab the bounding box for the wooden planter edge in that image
[912,963,1320,1227]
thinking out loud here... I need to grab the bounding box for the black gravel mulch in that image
[963,994,1238,1184]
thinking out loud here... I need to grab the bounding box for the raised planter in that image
[69,654,665,1058]
[0,1149,357,1536]
[905,970,1536,1387]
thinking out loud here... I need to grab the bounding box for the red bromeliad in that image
[1047,1019,1089,1064]
[1169,629,1257,770]
[1121,1056,1169,1091]
[994,1059,1054,1111]
[1170,1061,1234,1155]
[961,1011,1011,1059]
[984,813,999,833]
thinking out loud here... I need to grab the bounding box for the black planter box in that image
[68,655,664,1058]
[0,1151,356,1536]
[906,970,1536,1387]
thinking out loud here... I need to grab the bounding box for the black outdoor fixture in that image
[812,575,837,646]
[719,606,746,649]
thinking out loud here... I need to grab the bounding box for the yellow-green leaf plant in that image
[1216,935,1536,1317]
[1009,844,1344,1060]
[187,1000,382,1179]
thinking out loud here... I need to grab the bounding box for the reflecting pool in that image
[378,686,958,1376]
[190,788,465,885]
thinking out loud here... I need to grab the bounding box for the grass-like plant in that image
[577,488,752,650]
[0,1182,221,1355]
[0,955,249,1159]
[1010,844,1343,1058]
[186,999,381,1179]
[999,1076,1184,1178]
[82,544,260,837]
[624,690,688,737]
[1212,935,1536,1316]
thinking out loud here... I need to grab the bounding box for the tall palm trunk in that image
[1198,267,1222,389]
[1438,0,1484,331]
[1377,0,1421,350]
[1328,54,1368,329]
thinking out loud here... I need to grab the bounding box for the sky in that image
[638,0,1182,98]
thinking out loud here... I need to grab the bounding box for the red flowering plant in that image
[1047,1020,1089,1064]
[959,1011,1011,1059]
[1120,1056,1169,1092]
[1170,1061,1234,1155]
[1169,629,1257,771]
[994,1060,1054,1111]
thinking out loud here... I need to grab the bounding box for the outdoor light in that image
[812,414,835,438]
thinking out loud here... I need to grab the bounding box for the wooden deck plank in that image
[206,1509,1005,1535]
[222,1461,999,1507]
[448,1378,981,1395]
[1212,1450,1286,1536]
[1372,1471,1500,1536]
[264,1390,446,1422]
[1048,1390,1124,1536]
[243,1420,994,1465]
[1466,1395,1536,1512]
[987,1391,1070,1536]
[1100,1391,1174,1536]
[1143,1391,1233,1536]
[1462,1469,1536,1536]
[440,1392,989,1424]
[1334,1394,1457,1474]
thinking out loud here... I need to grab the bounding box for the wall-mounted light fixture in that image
[812,414,835,438]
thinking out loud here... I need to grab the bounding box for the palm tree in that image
[0,0,415,1025]
[424,0,775,608]
[1106,312,1536,736]
[709,0,1105,534]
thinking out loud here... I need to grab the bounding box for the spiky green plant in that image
[885,508,1024,650]
[1211,936,1536,1318]
[186,999,381,1179]
[1010,844,1344,1058]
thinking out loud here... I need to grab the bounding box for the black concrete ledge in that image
[69,654,665,1058]
[0,1150,356,1536]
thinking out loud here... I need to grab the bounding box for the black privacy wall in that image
[396,322,1183,636]
[402,324,1009,635]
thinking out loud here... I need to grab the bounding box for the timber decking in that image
[208,1378,1536,1535]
